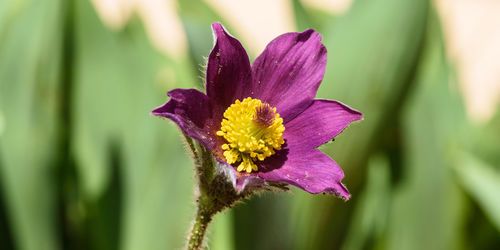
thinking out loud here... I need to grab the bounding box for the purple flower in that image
[152,23,362,200]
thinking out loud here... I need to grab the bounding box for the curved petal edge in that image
[152,89,217,150]
[258,149,350,200]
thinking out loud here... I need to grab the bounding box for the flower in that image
[152,23,362,200]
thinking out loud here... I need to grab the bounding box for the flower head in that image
[152,23,362,200]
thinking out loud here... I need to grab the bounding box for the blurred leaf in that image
[454,152,500,232]
[0,0,30,37]
[234,193,293,250]
[466,108,500,168]
[292,0,334,32]
[73,1,195,249]
[383,9,467,250]
[0,180,15,249]
[0,0,63,249]
[290,0,430,248]
[341,154,391,250]
[209,210,235,250]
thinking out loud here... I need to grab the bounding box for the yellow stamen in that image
[216,97,285,173]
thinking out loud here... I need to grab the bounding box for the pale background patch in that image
[91,0,500,123]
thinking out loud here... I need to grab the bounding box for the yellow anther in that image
[216,97,285,173]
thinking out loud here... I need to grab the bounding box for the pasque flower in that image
[153,23,362,200]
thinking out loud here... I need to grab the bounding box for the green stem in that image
[180,132,201,167]
[181,132,216,249]
[186,196,215,250]
[181,132,241,249]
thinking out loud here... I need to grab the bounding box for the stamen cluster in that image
[216,97,285,173]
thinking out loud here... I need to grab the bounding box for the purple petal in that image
[284,99,363,149]
[206,23,251,113]
[250,29,327,122]
[258,148,350,199]
[152,89,217,150]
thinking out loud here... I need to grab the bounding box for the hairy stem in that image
[186,195,215,250]
[182,133,216,250]
[181,133,242,249]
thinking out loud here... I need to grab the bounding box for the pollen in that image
[216,97,285,173]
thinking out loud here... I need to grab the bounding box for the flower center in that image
[216,97,285,173]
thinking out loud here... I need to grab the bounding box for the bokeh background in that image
[1,0,500,249]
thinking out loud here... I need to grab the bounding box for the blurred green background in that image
[1,0,500,249]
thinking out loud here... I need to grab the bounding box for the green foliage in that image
[383,11,466,250]
[0,0,499,249]
[0,0,62,249]
[71,1,195,249]
[455,153,500,232]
